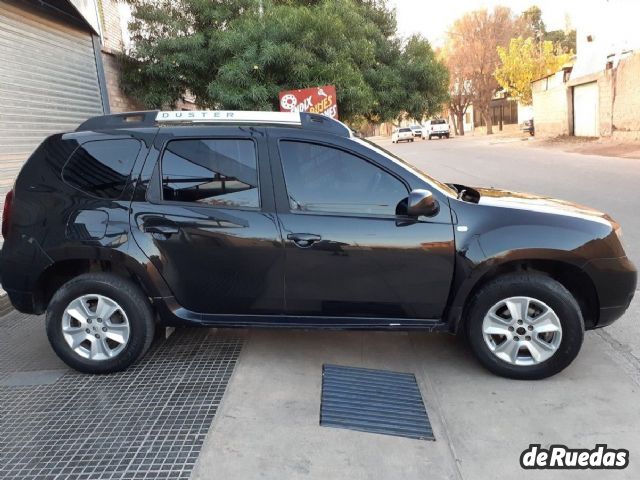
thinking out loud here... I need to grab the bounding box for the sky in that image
[388,0,640,47]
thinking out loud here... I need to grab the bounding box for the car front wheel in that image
[46,273,155,374]
[466,273,584,380]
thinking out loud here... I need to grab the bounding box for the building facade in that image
[531,0,640,139]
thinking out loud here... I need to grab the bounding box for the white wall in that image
[572,0,640,78]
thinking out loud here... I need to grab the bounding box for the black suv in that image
[0,111,636,379]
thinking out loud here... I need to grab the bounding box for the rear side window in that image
[161,139,259,208]
[62,139,141,198]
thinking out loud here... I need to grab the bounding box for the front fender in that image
[445,200,618,332]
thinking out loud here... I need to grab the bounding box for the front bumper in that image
[584,256,637,327]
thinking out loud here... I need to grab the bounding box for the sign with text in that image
[279,85,338,119]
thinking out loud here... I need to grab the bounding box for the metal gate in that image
[0,1,105,228]
[573,82,599,137]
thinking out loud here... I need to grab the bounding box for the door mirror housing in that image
[407,189,439,217]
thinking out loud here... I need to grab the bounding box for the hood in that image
[474,187,613,226]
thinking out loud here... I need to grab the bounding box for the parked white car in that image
[392,127,414,143]
[409,124,423,138]
[422,119,450,140]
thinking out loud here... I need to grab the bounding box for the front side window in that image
[161,139,259,208]
[63,139,141,198]
[279,141,407,216]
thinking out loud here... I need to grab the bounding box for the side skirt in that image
[153,297,450,332]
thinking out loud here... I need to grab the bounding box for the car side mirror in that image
[407,189,439,217]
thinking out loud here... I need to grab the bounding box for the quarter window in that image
[62,139,141,198]
[279,141,407,215]
[161,139,259,208]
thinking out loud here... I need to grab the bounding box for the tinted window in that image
[431,119,446,125]
[400,128,412,132]
[63,139,141,198]
[161,139,259,208]
[279,141,407,215]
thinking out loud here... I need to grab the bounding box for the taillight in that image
[2,189,14,238]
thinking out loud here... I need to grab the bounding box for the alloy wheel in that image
[482,296,562,366]
[61,294,130,361]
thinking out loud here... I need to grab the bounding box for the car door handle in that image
[287,233,322,248]
[144,224,179,237]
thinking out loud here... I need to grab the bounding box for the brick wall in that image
[532,75,572,137]
[610,54,640,140]
[102,51,144,113]
[98,0,144,113]
[533,53,640,139]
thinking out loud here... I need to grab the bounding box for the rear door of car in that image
[130,126,284,317]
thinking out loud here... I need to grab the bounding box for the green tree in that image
[119,0,448,123]
[495,37,571,105]
[545,29,576,54]
[521,5,545,39]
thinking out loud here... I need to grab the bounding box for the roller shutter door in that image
[573,82,599,137]
[0,1,104,229]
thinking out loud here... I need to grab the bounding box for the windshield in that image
[352,137,457,197]
[399,128,411,132]
[431,119,446,125]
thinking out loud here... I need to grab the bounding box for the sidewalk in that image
[192,321,640,480]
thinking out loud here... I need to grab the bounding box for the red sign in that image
[279,85,338,119]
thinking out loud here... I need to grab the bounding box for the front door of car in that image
[131,127,284,315]
[268,131,455,322]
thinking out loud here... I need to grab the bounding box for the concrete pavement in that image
[192,135,640,480]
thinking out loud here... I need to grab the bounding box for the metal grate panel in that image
[320,364,434,440]
[0,315,244,479]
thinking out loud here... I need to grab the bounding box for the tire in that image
[46,273,155,374]
[411,138,414,142]
[465,273,584,380]
[446,133,450,139]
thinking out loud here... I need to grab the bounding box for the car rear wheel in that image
[465,273,584,380]
[46,273,155,374]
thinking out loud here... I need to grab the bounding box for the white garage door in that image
[573,82,599,137]
[0,1,105,229]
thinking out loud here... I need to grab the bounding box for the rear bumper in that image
[584,256,637,327]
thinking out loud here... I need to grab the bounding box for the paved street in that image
[192,135,640,480]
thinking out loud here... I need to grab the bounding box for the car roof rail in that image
[76,111,159,131]
[76,110,351,137]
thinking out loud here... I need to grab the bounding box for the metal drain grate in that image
[0,317,244,480]
[320,364,434,440]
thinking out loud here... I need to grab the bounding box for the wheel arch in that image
[448,258,600,334]
[32,250,168,314]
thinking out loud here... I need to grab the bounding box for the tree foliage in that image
[443,7,522,134]
[495,37,571,105]
[119,0,448,123]
[520,5,576,53]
